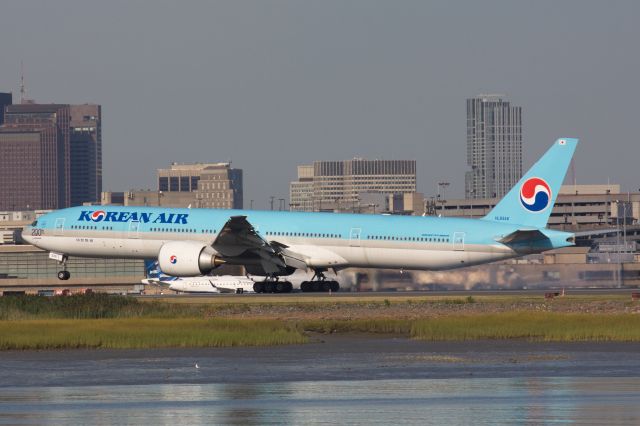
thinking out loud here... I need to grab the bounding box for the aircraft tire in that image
[57,271,66,281]
[321,281,331,292]
[300,282,310,292]
[253,282,265,293]
[329,281,339,292]
[312,281,322,292]
[236,288,244,294]
[265,282,276,293]
[284,281,293,293]
[275,282,286,293]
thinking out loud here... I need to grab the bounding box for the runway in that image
[139,287,638,300]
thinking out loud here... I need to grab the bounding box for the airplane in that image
[22,138,578,293]
[141,260,255,294]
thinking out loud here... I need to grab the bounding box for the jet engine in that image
[158,241,224,277]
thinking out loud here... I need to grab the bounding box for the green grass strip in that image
[0,318,306,350]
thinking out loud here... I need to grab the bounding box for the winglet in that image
[483,138,578,228]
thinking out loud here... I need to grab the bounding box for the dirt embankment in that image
[207,298,640,320]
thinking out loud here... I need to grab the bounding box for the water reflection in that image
[1,377,640,425]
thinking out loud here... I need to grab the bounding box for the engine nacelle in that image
[158,241,224,277]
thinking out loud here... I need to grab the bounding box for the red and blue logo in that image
[169,255,177,264]
[90,210,106,222]
[520,177,552,213]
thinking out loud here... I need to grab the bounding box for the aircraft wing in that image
[212,216,293,274]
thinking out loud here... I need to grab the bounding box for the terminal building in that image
[0,211,145,293]
[439,184,638,230]
[290,159,417,213]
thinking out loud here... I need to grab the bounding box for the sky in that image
[1,1,639,208]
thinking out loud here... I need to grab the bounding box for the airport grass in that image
[0,318,306,350]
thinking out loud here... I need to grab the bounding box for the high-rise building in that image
[0,104,71,210]
[70,104,102,205]
[0,102,102,210]
[465,95,522,199]
[157,162,243,209]
[290,159,417,212]
[0,92,12,125]
[0,127,60,210]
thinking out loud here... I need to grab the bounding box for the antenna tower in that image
[20,61,26,104]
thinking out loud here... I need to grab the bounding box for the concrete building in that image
[466,95,522,199]
[70,104,102,206]
[158,162,243,209]
[290,159,417,212]
[0,104,71,210]
[103,162,243,209]
[440,184,639,230]
[289,165,314,211]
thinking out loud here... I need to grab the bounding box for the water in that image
[2,337,640,425]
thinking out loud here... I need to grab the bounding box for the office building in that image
[0,101,102,209]
[157,162,243,209]
[0,104,71,210]
[70,104,102,205]
[0,92,11,125]
[290,159,416,212]
[103,162,243,209]
[466,95,522,199]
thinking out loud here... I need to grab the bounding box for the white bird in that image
[195,362,199,369]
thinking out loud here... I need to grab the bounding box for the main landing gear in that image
[253,276,293,294]
[56,254,71,281]
[300,271,339,293]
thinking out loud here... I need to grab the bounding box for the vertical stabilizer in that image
[483,138,578,228]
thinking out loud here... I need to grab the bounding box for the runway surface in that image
[139,287,637,300]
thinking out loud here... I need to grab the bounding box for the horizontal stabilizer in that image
[497,229,548,244]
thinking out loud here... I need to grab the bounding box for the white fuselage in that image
[164,276,255,293]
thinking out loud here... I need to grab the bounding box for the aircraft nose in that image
[21,227,33,244]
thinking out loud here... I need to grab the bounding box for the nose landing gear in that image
[55,254,71,280]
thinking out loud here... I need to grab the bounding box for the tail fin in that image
[144,260,160,279]
[144,259,177,282]
[483,138,578,228]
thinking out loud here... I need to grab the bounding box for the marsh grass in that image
[410,312,640,342]
[301,319,411,335]
[300,313,640,342]
[0,318,306,350]
[2,295,640,349]
[0,294,207,320]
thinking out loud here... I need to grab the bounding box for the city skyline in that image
[1,2,639,208]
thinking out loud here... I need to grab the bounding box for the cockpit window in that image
[31,220,38,227]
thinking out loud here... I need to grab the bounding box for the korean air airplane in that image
[22,138,578,293]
